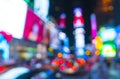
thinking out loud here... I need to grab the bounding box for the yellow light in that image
[95,50,100,56]
[86,50,91,55]
[57,52,62,58]
[48,47,53,52]
[94,36,103,50]
[101,0,113,12]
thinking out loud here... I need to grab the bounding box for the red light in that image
[59,59,64,65]
[80,59,86,66]
[66,60,73,68]
[0,66,5,72]
[0,31,13,42]
[76,58,86,66]
[56,60,60,66]
[60,65,65,71]
[73,16,84,28]
[72,66,78,71]
[58,13,66,28]
[76,58,81,63]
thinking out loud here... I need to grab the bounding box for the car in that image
[0,66,30,79]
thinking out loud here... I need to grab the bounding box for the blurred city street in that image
[0,0,120,79]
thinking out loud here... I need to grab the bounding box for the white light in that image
[102,45,116,57]
[0,0,27,39]
[75,11,82,17]
[63,53,70,58]
[48,22,60,49]
[59,32,66,40]
[36,53,42,59]
[75,28,84,34]
[63,46,70,53]
[101,29,116,41]
[76,48,84,56]
[0,67,29,79]
[74,20,84,27]
[34,0,49,22]
[75,34,85,48]
[74,8,82,17]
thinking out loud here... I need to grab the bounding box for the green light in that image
[24,0,34,9]
[24,0,30,3]
[101,43,116,57]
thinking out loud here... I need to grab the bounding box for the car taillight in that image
[76,58,86,66]
[60,65,65,71]
[0,66,5,73]
[58,59,64,65]
[72,66,78,71]
[66,61,73,68]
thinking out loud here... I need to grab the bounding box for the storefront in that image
[10,38,37,60]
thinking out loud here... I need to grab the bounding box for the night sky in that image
[49,0,98,46]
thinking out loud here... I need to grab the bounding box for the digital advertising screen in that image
[73,8,84,28]
[0,0,27,39]
[34,0,50,22]
[23,8,44,43]
[101,43,116,57]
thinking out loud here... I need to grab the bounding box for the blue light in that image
[0,34,4,42]
[0,35,10,61]
[60,13,66,18]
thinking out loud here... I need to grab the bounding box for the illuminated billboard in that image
[34,0,49,22]
[90,13,97,39]
[58,13,66,28]
[73,8,84,28]
[101,43,116,57]
[23,9,44,43]
[0,34,10,61]
[0,0,27,39]
[99,28,116,42]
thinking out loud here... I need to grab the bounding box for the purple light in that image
[90,13,97,39]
